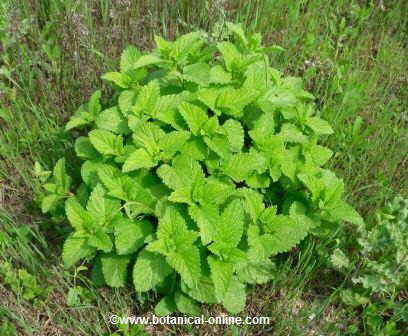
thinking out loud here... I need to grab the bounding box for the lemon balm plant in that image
[37,23,363,315]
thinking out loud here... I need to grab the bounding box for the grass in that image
[0,0,407,335]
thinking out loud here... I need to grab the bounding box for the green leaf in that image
[155,295,177,316]
[209,65,232,84]
[65,197,93,231]
[53,158,71,195]
[226,22,248,46]
[249,111,275,143]
[157,155,205,191]
[100,253,131,287]
[118,90,137,115]
[188,203,218,245]
[306,117,334,135]
[115,218,154,255]
[133,80,160,115]
[330,248,350,270]
[41,194,61,213]
[168,187,192,205]
[133,54,165,69]
[166,243,201,289]
[216,87,258,118]
[217,42,243,71]
[326,200,364,226]
[222,277,246,314]
[279,123,308,143]
[120,45,141,73]
[87,184,121,225]
[88,230,113,252]
[178,102,208,136]
[181,277,217,304]
[208,256,233,302]
[62,235,96,268]
[101,72,131,88]
[122,148,157,172]
[195,176,235,205]
[174,291,200,315]
[169,32,204,63]
[238,188,265,222]
[65,116,89,130]
[133,250,173,292]
[222,119,244,152]
[236,259,276,284]
[158,130,191,157]
[214,199,244,248]
[223,151,267,182]
[88,90,102,116]
[183,63,210,86]
[95,106,130,134]
[89,130,124,156]
[74,137,99,160]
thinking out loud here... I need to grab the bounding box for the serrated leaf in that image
[133,54,165,69]
[214,199,244,248]
[102,72,131,88]
[181,277,217,304]
[188,203,218,245]
[223,119,244,152]
[223,152,267,182]
[178,102,208,136]
[222,277,246,314]
[118,89,137,115]
[65,116,89,130]
[195,177,235,205]
[209,65,232,84]
[279,123,308,143]
[100,253,131,287]
[236,259,276,284]
[174,291,201,315]
[88,230,113,252]
[249,111,275,143]
[65,197,93,231]
[53,158,71,195]
[74,137,99,160]
[89,129,124,156]
[62,235,96,268]
[326,200,364,226]
[183,63,210,86]
[306,117,334,135]
[217,41,243,72]
[133,250,173,292]
[158,130,191,157]
[133,80,160,116]
[208,256,233,302]
[157,155,204,191]
[168,187,192,205]
[122,148,157,172]
[330,248,350,270]
[166,244,201,289]
[239,188,265,222]
[95,106,130,134]
[88,90,102,116]
[226,22,248,46]
[115,218,154,255]
[41,194,61,213]
[155,295,177,316]
[87,184,121,225]
[120,45,141,73]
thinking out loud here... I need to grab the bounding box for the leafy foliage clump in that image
[332,195,408,301]
[38,23,362,315]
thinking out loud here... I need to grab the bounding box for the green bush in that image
[37,23,362,315]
